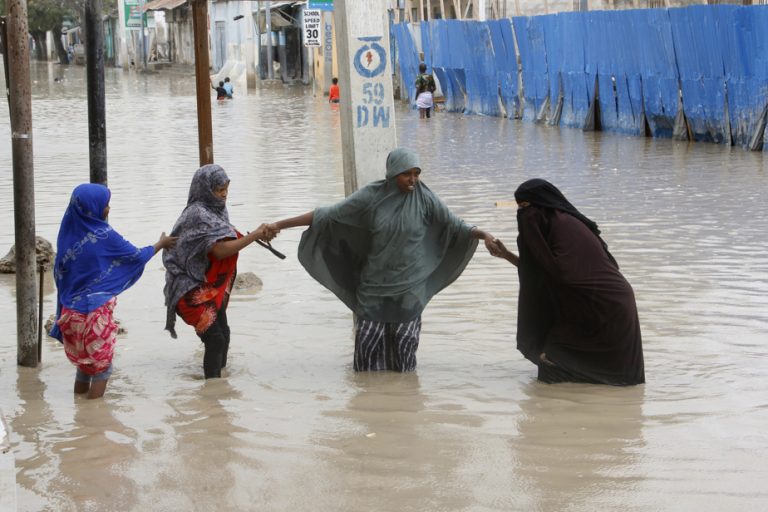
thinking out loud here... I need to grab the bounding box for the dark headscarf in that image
[163,164,237,337]
[50,184,154,340]
[514,179,617,268]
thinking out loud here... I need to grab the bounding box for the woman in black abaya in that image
[492,179,644,385]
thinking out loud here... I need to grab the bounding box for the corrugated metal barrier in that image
[394,6,768,150]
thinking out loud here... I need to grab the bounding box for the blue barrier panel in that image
[446,20,467,70]
[393,23,420,105]
[616,11,646,134]
[446,69,467,112]
[669,6,727,142]
[428,20,451,107]
[717,6,768,148]
[420,23,433,72]
[463,22,502,116]
[512,16,550,121]
[428,20,448,68]
[488,19,519,118]
[635,9,679,138]
[585,11,620,132]
[542,13,561,121]
[555,13,592,128]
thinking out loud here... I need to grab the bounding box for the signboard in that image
[308,0,334,11]
[124,0,154,30]
[303,9,321,47]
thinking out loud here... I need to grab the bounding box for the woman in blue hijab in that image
[52,183,176,399]
[271,148,498,372]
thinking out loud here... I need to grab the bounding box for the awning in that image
[143,0,187,12]
[255,1,299,31]
[255,1,298,13]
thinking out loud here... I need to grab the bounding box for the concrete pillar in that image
[333,0,397,194]
[322,11,333,94]
[245,2,256,88]
[117,0,130,69]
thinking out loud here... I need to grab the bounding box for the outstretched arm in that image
[470,227,503,257]
[210,224,277,260]
[274,211,314,230]
[490,239,519,267]
[153,232,178,254]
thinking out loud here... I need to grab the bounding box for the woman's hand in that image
[490,239,519,266]
[251,223,280,242]
[483,234,501,257]
[154,232,178,253]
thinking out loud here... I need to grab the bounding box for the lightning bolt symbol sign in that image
[366,51,373,67]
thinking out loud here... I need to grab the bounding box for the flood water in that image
[1,61,767,511]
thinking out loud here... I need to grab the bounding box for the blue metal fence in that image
[393,5,768,149]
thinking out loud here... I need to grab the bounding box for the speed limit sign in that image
[303,9,321,47]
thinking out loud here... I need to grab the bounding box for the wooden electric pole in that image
[5,0,39,367]
[192,0,213,165]
[85,0,108,184]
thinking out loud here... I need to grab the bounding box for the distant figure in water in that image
[223,77,234,98]
[211,79,228,100]
[328,77,340,104]
[490,179,645,385]
[51,184,176,399]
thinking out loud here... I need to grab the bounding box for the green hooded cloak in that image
[298,148,478,323]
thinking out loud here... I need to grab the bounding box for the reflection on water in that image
[1,61,768,511]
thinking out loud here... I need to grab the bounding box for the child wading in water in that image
[329,77,340,103]
[51,183,176,399]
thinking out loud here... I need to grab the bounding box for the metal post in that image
[266,1,274,79]
[1,17,10,104]
[37,265,43,362]
[255,9,262,79]
[85,0,108,185]
[192,0,213,165]
[139,0,147,70]
[245,8,256,88]
[6,0,39,368]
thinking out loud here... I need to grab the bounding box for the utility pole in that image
[85,0,108,184]
[334,0,397,194]
[139,0,147,70]
[6,0,39,367]
[191,0,213,164]
[266,1,274,79]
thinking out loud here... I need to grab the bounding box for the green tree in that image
[2,0,116,64]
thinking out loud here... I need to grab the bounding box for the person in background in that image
[223,77,234,98]
[211,79,227,101]
[271,148,497,373]
[51,183,177,399]
[329,77,340,104]
[490,179,645,386]
[163,165,277,379]
[414,63,437,119]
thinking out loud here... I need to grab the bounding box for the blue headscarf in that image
[50,183,155,341]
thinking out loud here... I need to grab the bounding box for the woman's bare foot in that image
[539,352,556,366]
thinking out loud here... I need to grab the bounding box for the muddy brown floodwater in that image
[1,60,767,511]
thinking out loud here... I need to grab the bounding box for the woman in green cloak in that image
[272,147,497,372]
